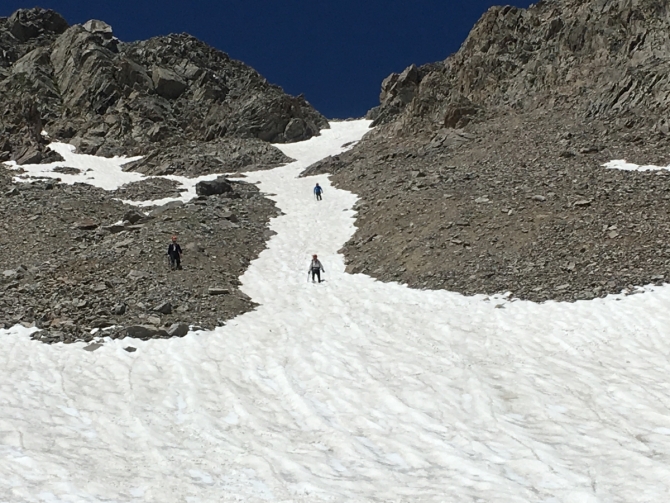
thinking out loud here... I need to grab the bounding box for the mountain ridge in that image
[311,0,670,302]
[0,7,328,169]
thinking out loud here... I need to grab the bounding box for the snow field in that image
[1,121,670,502]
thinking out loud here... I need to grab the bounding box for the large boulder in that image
[152,67,188,99]
[284,118,307,142]
[8,8,68,42]
[82,19,113,38]
[13,145,42,165]
[167,323,189,337]
[195,177,234,196]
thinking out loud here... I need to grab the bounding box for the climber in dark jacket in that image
[167,235,183,270]
[314,183,323,201]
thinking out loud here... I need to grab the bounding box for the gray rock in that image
[443,99,481,129]
[75,219,99,230]
[91,318,113,328]
[167,322,189,337]
[123,210,145,224]
[14,146,43,165]
[11,48,60,97]
[82,19,113,38]
[50,24,120,115]
[8,8,68,42]
[185,242,204,253]
[152,67,188,100]
[154,302,172,314]
[149,201,184,217]
[91,283,107,292]
[127,270,150,280]
[126,325,159,338]
[1,7,327,171]
[284,118,307,142]
[115,58,153,91]
[112,303,126,315]
[208,287,231,295]
[196,177,233,196]
[370,64,421,126]
[103,223,126,233]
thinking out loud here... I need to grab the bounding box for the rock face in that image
[7,8,68,43]
[152,67,187,99]
[370,0,670,132]
[367,63,438,126]
[309,0,670,303]
[0,7,328,164]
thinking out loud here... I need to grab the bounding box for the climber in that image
[167,235,183,270]
[308,254,325,283]
[314,183,323,201]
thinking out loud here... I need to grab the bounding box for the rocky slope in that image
[0,168,279,343]
[0,7,328,164]
[307,0,670,302]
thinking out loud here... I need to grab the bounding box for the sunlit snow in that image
[1,121,670,502]
[4,142,221,207]
[605,159,670,172]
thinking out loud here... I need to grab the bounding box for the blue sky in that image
[2,1,534,118]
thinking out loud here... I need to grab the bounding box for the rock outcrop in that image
[371,0,670,132]
[310,0,670,303]
[366,63,438,126]
[0,7,328,163]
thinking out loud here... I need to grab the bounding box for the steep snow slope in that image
[1,121,670,503]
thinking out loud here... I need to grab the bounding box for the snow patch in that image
[604,159,670,172]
